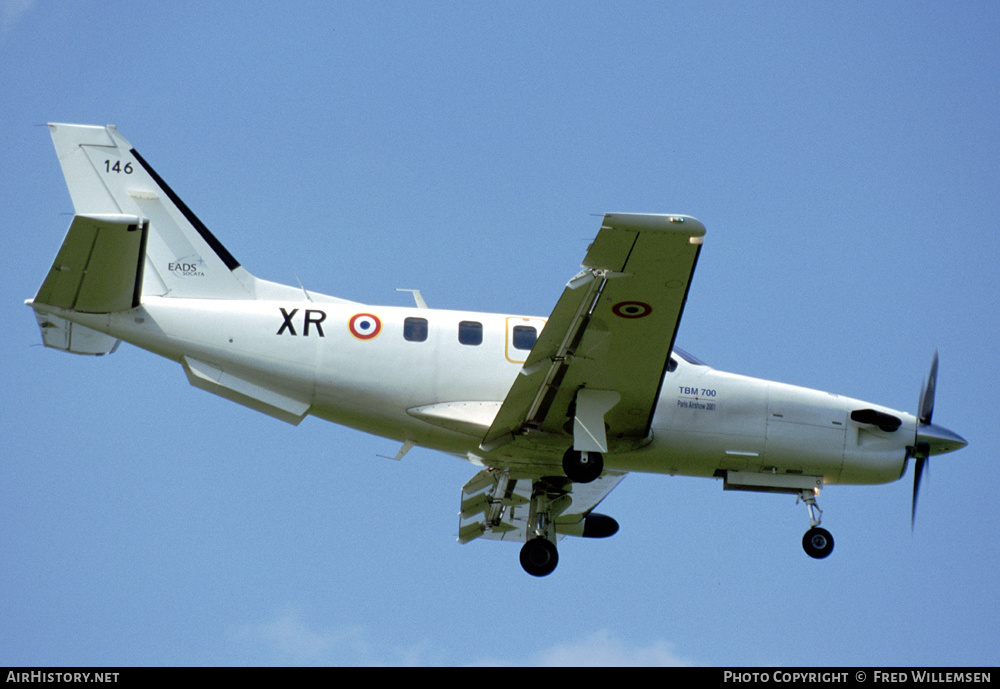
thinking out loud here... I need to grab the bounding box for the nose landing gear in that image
[802,527,834,558]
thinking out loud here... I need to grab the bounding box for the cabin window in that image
[458,321,483,346]
[511,325,537,350]
[404,317,428,342]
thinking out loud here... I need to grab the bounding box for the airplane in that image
[27,123,968,577]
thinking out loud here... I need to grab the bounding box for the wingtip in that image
[600,212,706,236]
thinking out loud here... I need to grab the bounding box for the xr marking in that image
[276,308,327,337]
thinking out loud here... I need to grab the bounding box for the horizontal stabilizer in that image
[34,214,147,313]
[32,311,120,356]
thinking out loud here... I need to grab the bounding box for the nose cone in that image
[916,422,968,456]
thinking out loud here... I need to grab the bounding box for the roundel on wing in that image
[348,313,383,340]
[612,301,653,319]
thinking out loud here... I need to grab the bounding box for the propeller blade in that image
[911,452,927,530]
[912,351,938,530]
[918,350,939,426]
[910,352,966,530]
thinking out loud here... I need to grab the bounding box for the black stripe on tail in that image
[130,148,241,271]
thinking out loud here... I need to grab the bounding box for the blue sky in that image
[2,1,998,667]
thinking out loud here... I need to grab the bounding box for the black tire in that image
[562,448,603,484]
[520,537,559,577]
[802,527,835,559]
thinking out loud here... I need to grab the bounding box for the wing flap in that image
[458,468,625,544]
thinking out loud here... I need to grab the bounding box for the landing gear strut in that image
[798,489,834,559]
[519,479,567,577]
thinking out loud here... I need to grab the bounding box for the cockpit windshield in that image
[673,347,707,366]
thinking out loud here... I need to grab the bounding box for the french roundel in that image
[348,313,382,340]
[612,301,653,319]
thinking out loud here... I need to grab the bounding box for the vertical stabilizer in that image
[47,123,254,300]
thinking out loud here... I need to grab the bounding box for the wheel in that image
[802,527,835,559]
[520,537,559,577]
[562,448,603,483]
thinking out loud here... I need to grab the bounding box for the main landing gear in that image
[519,480,562,577]
[798,489,834,559]
[517,475,620,577]
[520,537,559,577]
[562,447,603,484]
[519,448,602,576]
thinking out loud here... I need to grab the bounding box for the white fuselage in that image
[49,295,916,488]
[32,124,968,573]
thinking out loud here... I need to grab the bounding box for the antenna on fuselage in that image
[294,275,313,302]
[396,288,428,308]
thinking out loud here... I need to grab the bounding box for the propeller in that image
[907,351,968,529]
[910,351,937,529]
